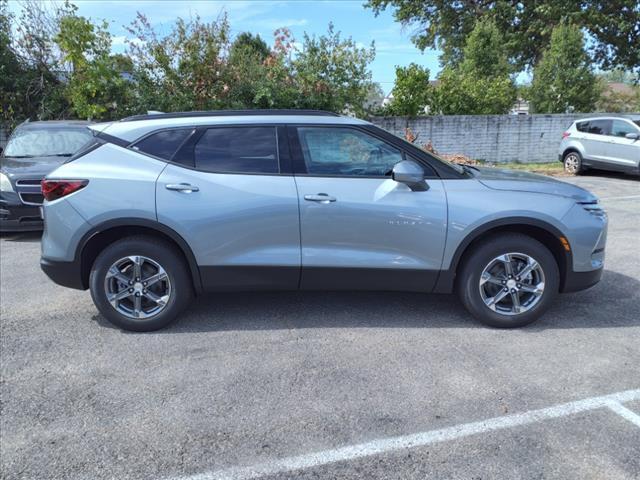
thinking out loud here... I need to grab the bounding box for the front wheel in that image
[89,236,193,331]
[457,234,559,328]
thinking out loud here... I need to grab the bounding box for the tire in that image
[563,151,584,175]
[456,233,559,328]
[89,235,193,332]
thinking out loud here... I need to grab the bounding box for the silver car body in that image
[41,113,607,297]
[558,115,640,174]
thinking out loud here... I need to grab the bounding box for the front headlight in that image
[0,172,14,193]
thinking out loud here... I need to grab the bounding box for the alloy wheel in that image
[564,153,580,174]
[104,255,171,319]
[479,252,545,316]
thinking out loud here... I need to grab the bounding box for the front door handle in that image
[165,183,199,193]
[304,193,336,204]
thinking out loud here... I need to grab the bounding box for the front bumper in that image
[0,203,43,232]
[40,257,86,290]
[562,265,603,293]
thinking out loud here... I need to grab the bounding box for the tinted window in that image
[133,129,191,160]
[611,120,638,137]
[4,127,93,157]
[194,127,278,174]
[576,121,589,132]
[297,127,403,176]
[584,120,611,135]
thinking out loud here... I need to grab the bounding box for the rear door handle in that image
[165,183,199,193]
[304,193,336,203]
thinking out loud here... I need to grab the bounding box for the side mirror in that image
[625,132,639,140]
[392,160,429,191]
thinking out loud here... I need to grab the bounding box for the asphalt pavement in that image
[1,172,639,480]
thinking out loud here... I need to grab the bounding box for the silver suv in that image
[40,110,608,331]
[559,115,640,175]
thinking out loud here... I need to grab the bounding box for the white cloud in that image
[251,18,309,29]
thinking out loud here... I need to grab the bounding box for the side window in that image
[576,121,589,133]
[132,129,192,160]
[611,120,638,138]
[194,127,279,174]
[585,120,611,136]
[297,127,403,176]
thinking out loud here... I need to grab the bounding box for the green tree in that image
[366,0,640,76]
[5,0,75,122]
[597,69,637,85]
[595,84,640,113]
[229,32,270,62]
[293,23,375,115]
[55,15,131,119]
[529,24,600,113]
[433,20,516,114]
[1,1,28,127]
[126,13,231,112]
[362,82,385,114]
[386,63,431,117]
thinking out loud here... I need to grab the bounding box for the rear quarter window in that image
[576,121,589,133]
[132,129,192,160]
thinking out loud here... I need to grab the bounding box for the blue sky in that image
[10,0,442,94]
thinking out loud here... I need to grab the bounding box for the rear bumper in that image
[561,266,603,293]
[40,257,86,290]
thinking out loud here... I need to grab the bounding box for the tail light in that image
[562,131,571,139]
[41,179,88,201]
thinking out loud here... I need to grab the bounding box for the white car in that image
[558,115,640,175]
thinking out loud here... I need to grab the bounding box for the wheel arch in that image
[561,146,583,160]
[76,218,202,293]
[434,217,572,294]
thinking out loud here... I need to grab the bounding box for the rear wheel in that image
[563,151,584,175]
[89,236,193,331]
[457,234,559,328]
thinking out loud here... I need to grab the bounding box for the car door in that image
[290,125,447,292]
[603,120,640,170]
[578,119,612,163]
[155,125,301,290]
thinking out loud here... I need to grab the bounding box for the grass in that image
[478,161,566,176]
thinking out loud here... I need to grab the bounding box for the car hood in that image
[472,166,598,202]
[0,156,68,180]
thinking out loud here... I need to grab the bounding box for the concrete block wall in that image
[370,113,639,163]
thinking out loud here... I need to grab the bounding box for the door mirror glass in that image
[392,160,428,191]
[625,132,639,140]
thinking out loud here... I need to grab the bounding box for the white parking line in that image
[606,401,640,427]
[172,388,640,480]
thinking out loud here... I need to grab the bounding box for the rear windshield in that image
[4,126,93,158]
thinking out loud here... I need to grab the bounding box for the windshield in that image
[4,127,93,157]
[634,120,640,129]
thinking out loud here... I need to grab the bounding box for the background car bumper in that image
[0,204,43,232]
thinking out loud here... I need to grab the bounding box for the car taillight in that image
[41,179,88,201]
[562,131,571,139]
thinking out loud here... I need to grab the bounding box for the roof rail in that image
[121,109,341,122]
